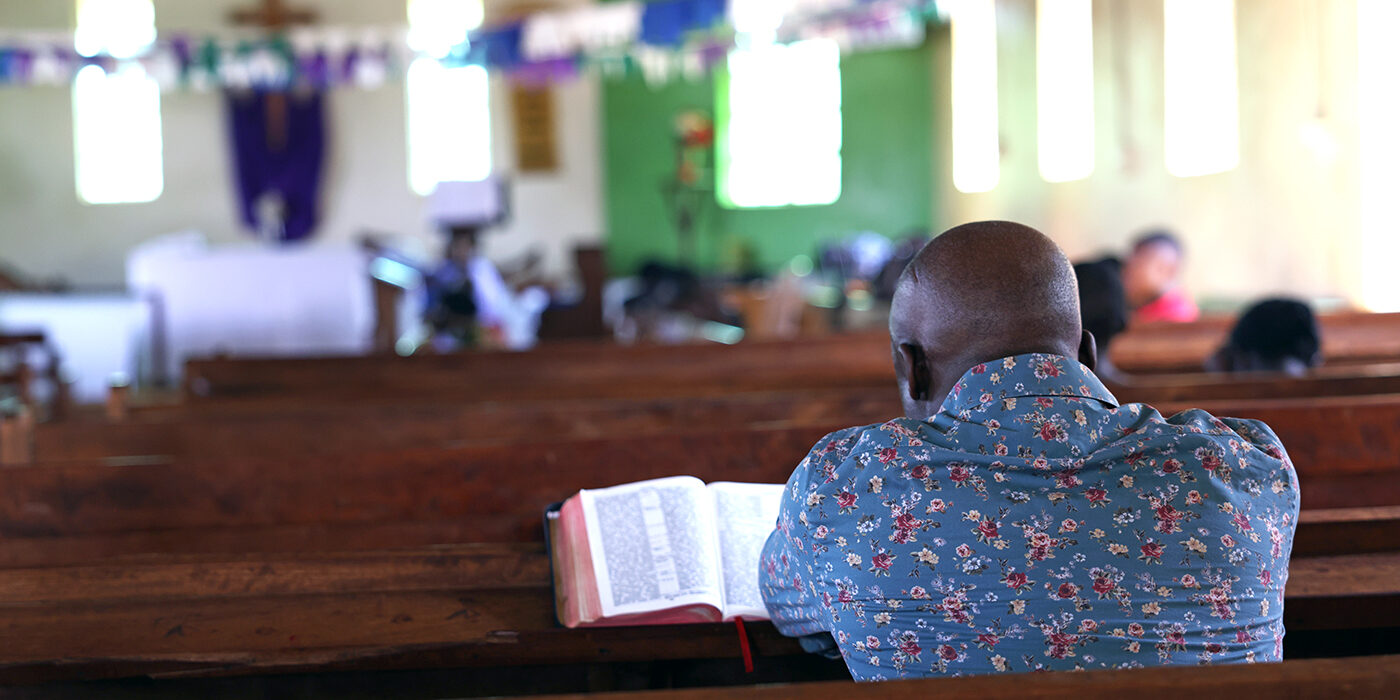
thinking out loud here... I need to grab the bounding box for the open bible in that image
[547,476,784,628]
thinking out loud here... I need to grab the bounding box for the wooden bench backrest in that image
[175,331,1400,409]
[3,404,1397,557]
[179,312,1400,401]
[34,388,903,461]
[33,383,1400,480]
[1111,311,1400,374]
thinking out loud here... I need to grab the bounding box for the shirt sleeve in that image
[468,256,513,326]
[1218,416,1302,507]
[760,428,857,638]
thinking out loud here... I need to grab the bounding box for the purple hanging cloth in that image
[225,90,326,242]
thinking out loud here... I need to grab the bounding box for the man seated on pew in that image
[1205,298,1322,376]
[760,221,1299,679]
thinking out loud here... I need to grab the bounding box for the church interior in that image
[0,0,1398,696]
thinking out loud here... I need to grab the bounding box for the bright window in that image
[1036,0,1094,183]
[74,0,155,60]
[406,0,491,195]
[1358,0,1400,311]
[717,39,842,209]
[72,0,162,204]
[1163,0,1239,178]
[948,0,999,193]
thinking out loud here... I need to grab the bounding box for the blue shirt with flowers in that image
[760,353,1299,679]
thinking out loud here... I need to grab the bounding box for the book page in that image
[579,476,724,618]
[708,481,785,620]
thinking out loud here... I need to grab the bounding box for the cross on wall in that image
[228,0,317,32]
[227,0,318,152]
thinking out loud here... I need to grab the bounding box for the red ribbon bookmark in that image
[735,618,754,673]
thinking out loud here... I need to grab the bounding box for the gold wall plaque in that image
[511,86,559,173]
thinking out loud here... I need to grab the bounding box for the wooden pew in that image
[0,514,1393,685]
[9,323,1396,691]
[166,359,1400,414]
[0,424,846,558]
[1,401,1397,570]
[38,364,1400,462]
[31,389,1400,485]
[174,311,1400,403]
[1114,362,1400,403]
[180,346,1400,407]
[30,389,901,462]
[179,334,896,403]
[24,381,1400,474]
[1111,311,1400,374]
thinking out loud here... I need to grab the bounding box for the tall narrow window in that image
[1163,0,1239,178]
[406,0,491,195]
[73,0,163,204]
[948,0,999,193]
[1036,0,1093,183]
[717,38,842,209]
[1358,0,1400,312]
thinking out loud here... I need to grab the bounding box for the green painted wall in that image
[602,41,936,275]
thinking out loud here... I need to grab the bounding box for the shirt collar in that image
[938,353,1119,416]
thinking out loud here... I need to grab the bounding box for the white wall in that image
[931,0,1364,308]
[0,0,603,288]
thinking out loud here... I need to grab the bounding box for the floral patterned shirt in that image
[760,353,1298,680]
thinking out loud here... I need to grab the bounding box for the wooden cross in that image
[229,0,317,32]
[228,0,318,153]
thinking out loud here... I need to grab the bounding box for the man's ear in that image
[1078,330,1098,371]
[897,343,932,401]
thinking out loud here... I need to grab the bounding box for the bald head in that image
[888,221,1094,418]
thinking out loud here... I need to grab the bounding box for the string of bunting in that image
[0,30,408,91]
[462,0,941,85]
[0,0,943,91]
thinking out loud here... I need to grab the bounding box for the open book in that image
[548,476,784,628]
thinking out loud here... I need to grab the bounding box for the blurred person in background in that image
[1206,298,1321,376]
[1073,257,1130,382]
[1122,229,1199,324]
[424,226,548,351]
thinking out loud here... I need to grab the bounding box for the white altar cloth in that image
[128,236,375,383]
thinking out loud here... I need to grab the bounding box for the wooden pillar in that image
[14,362,33,408]
[0,406,34,466]
[106,381,130,423]
[46,349,69,422]
[372,276,403,355]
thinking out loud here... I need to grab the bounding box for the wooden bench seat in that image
[0,534,1392,684]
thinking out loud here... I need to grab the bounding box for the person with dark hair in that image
[424,226,548,351]
[425,283,481,352]
[1072,257,1129,380]
[1207,298,1321,376]
[872,229,934,302]
[1122,229,1199,324]
[760,221,1297,679]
